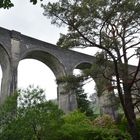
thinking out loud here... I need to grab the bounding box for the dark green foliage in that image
[57,75,84,86]
[76,85,93,117]
[0,0,13,9]
[1,101,63,140]
[0,86,64,140]
[59,110,93,140]
[83,127,131,140]
[0,92,18,129]
[117,118,129,133]
[59,111,131,140]
[0,0,43,9]
[117,117,140,134]
[0,89,131,140]
[30,0,43,5]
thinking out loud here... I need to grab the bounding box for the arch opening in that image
[75,63,120,119]
[75,62,92,70]
[18,50,66,103]
[73,69,96,101]
[18,59,57,101]
[21,50,66,78]
[73,62,96,99]
[73,62,99,114]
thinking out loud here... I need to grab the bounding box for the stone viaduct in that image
[0,27,139,114]
[0,27,96,113]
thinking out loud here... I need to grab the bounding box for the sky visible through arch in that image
[18,59,58,100]
[0,0,96,100]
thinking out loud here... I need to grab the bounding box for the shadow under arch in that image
[75,62,92,70]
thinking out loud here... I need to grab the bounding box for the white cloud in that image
[0,0,66,44]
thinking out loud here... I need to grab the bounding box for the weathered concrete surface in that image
[0,27,95,113]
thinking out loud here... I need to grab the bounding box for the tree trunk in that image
[123,90,139,140]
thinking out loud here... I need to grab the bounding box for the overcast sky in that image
[0,0,95,100]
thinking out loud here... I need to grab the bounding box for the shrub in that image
[85,127,131,140]
[93,114,116,128]
[59,110,93,140]
[59,111,131,140]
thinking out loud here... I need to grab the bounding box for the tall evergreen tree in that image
[42,0,140,139]
[57,75,93,116]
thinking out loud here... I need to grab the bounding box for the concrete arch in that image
[21,50,66,79]
[19,50,76,113]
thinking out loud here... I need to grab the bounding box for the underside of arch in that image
[21,50,66,79]
[75,62,92,70]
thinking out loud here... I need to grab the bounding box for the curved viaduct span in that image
[0,27,139,113]
[0,27,95,113]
